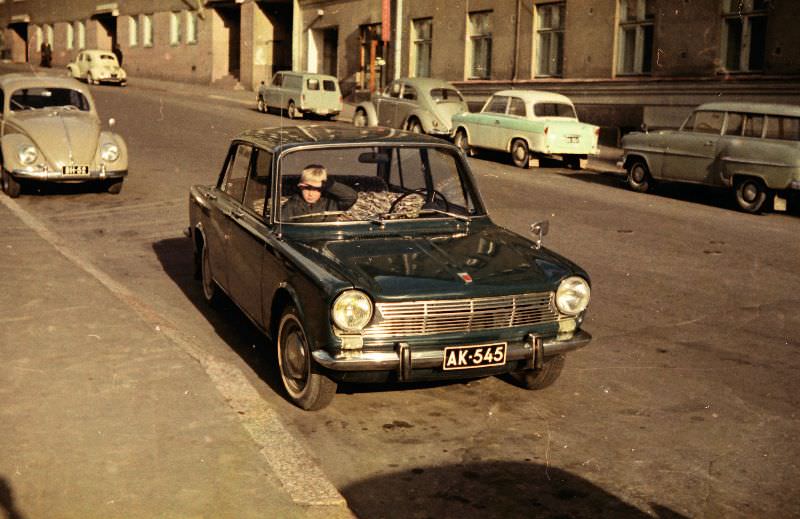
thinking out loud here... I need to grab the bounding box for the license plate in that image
[63,165,90,176]
[443,342,507,370]
[566,135,580,143]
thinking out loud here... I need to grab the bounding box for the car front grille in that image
[364,292,562,338]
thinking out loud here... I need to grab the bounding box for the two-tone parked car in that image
[0,74,128,197]
[188,125,592,410]
[353,77,468,136]
[256,71,342,119]
[452,90,599,169]
[621,102,800,213]
[66,49,127,86]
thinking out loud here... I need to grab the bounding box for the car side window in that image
[244,149,272,217]
[689,111,724,135]
[402,85,417,100]
[764,115,800,141]
[724,112,744,136]
[272,73,282,87]
[323,80,336,91]
[484,96,509,114]
[220,144,252,203]
[743,114,764,138]
[307,78,320,90]
[508,97,526,116]
[389,82,401,98]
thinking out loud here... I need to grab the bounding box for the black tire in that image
[107,179,123,194]
[200,241,222,306]
[353,109,368,127]
[407,118,423,133]
[511,139,530,169]
[287,101,299,120]
[566,155,587,170]
[627,159,652,193]
[735,178,768,214]
[2,169,21,198]
[508,354,566,390]
[257,97,266,113]
[277,306,337,411]
[454,129,470,155]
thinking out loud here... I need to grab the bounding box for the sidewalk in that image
[0,199,352,518]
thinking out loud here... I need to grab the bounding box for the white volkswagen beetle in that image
[66,49,127,86]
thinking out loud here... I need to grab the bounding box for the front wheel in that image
[735,178,767,213]
[407,118,423,133]
[257,97,266,113]
[511,139,531,169]
[2,169,21,198]
[508,354,565,390]
[454,129,471,155]
[353,109,368,127]
[277,306,337,410]
[106,179,123,194]
[200,242,222,306]
[627,160,652,193]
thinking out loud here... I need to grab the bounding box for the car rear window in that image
[307,78,320,90]
[10,88,90,111]
[323,80,336,91]
[764,115,800,141]
[100,54,116,61]
[533,102,576,118]
[430,88,463,103]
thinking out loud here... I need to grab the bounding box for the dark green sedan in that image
[188,126,591,410]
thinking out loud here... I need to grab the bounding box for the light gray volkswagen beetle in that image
[0,73,128,197]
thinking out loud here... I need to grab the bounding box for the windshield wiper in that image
[287,210,345,221]
[416,208,471,221]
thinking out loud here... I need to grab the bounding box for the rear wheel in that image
[277,306,337,411]
[509,355,565,390]
[627,159,652,193]
[511,139,531,169]
[257,97,266,113]
[353,109,368,127]
[2,169,21,198]
[735,177,767,214]
[566,155,588,170]
[287,101,299,119]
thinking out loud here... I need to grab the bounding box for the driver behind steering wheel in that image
[281,164,357,223]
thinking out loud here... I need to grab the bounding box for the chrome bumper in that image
[312,330,591,378]
[12,168,127,181]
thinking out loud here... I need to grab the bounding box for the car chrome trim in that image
[311,330,592,371]
[364,292,564,338]
[720,156,792,168]
[11,168,127,180]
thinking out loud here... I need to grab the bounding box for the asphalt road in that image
[7,74,800,518]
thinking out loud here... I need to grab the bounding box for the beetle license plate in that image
[63,165,90,176]
[443,342,507,370]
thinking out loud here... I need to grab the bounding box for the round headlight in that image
[331,290,373,332]
[101,142,120,162]
[18,144,38,165]
[555,276,590,315]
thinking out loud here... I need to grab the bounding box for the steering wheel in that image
[388,188,450,214]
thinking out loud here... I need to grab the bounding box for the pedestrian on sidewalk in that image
[40,42,52,68]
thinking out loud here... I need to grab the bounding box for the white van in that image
[256,71,342,120]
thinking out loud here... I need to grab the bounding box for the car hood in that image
[289,225,581,300]
[9,110,100,164]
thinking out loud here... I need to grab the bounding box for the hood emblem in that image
[457,272,473,284]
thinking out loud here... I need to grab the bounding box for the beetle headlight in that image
[331,290,373,332]
[555,276,590,315]
[18,144,38,165]
[101,142,119,162]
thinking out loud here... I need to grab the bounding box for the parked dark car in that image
[188,126,592,410]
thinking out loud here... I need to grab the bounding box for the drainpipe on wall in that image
[512,0,520,81]
[292,0,302,70]
[394,0,403,79]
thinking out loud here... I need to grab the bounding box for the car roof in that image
[492,90,574,105]
[0,73,92,95]
[79,49,115,56]
[275,71,337,81]
[397,77,460,90]
[696,102,800,117]
[234,125,454,153]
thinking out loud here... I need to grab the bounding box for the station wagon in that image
[621,102,800,213]
[188,126,592,410]
[257,71,342,119]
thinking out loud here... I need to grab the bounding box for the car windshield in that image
[430,88,463,103]
[533,102,576,118]
[276,145,481,224]
[9,87,91,112]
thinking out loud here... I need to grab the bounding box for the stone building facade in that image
[2,0,798,134]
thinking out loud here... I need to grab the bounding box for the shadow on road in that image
[0,476,26,519]
[342,460,687,519]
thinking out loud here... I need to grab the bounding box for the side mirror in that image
[530,220,549,249]
[108,117,116,129]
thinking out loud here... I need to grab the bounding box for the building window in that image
[411,18,432,78]
[34,26,42,49]
[44,24,53,46]
[617,0,654,75]
[170,12,181,46]
[66,23,73,50]
[76,21,85,49]
[186,11,198,44]
[128,16,138,47]
[722,0,768,72]
[468,11,492,79]
[535,2,565,77]
[142,14,153,47]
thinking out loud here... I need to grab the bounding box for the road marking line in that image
[0,195,347,508]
